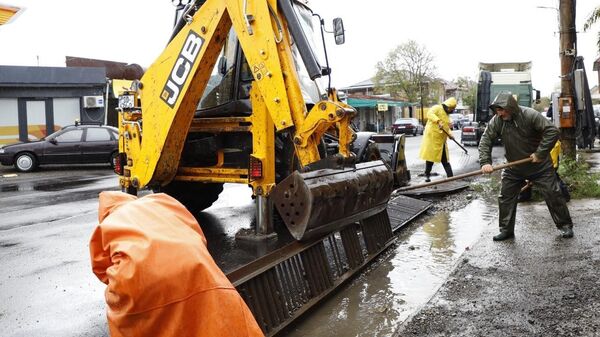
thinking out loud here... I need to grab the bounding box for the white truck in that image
[461,62,539,145]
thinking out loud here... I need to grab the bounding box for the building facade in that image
[341,79,416,132]
[0,65,107,145]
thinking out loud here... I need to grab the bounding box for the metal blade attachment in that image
[271,160,393,240]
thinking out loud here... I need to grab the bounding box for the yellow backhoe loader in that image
[115,0,409,241]
[112,1,414,334]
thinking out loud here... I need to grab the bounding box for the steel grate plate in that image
[387,194,432,231]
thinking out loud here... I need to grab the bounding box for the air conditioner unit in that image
[83,96,105,108]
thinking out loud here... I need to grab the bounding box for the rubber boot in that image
[559,226,573,238]
[493,231,515,241]
[443,163,453,178]
[424,161,433,182]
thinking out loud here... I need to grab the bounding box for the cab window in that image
[198,29,238,109]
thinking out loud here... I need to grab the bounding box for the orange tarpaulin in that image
[90,191,264,337]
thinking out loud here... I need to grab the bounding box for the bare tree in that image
[583,6,600,51]
[374,40,437,104]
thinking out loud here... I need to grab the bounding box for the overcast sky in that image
[1,0,599,97]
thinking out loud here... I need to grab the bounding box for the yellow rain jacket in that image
[419,98,455,162]
[90,191,264,337]
[550,140,561,169]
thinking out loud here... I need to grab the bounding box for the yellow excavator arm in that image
[120,0,354,190]
[118,0,394,241]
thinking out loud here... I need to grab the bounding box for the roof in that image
[479,61,532,72]
[66,56,144,80]
[0,65,106,87]
[341,78,375,90]
[0,4,23,25]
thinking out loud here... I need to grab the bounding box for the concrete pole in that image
[559,0,577,158]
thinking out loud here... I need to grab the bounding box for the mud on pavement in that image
[395,198,600,337]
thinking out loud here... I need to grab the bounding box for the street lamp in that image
[536,5,560,32]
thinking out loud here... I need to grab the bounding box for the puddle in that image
[285,198,495,337]
[0,178,97,192]
[198,184,296,274]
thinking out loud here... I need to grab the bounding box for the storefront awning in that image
[347,98,417,108]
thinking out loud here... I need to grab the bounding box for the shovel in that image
[395,157,534,193]
[441,127,468,155]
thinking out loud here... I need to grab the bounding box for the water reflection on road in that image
[286,199,496,337]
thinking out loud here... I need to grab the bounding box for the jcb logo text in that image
[161,30,204,107]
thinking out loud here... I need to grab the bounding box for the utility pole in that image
[419,83,425,127]
[559,0,577,158]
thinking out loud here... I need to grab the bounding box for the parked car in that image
[391,118,424,136]
[448,113,465,130]
[0,124,119,172]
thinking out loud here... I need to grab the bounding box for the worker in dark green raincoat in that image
[479,92,573,241]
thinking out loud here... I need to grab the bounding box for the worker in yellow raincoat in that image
[418,97,457,182]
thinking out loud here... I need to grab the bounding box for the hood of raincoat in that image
[489,92,521,115]
[443,97,457,110]
[97,192,137,223]
[90,191,264,337]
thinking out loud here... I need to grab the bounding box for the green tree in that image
[374,40,436,104]
[455,76,477,112]
[583,6,600,51]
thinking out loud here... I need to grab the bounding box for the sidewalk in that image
[396,152,600,337]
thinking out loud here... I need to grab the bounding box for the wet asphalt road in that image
[0,131,494,337]
[0,165,117,337]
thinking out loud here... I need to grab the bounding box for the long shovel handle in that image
[442,127,468,154]
[520,180,533,193]
[395,157,534,192]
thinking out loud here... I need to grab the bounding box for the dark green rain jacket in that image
[479,92,559,176]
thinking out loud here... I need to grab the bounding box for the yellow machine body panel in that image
[121,0,339,189]
[118,0,394,240]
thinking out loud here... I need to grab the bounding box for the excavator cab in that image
[116,0,399,241]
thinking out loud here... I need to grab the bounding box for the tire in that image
[14,152,37,172]
[413,129,417,136]
[362,142,382,162]
[275,132,301,183]
[275,131,327,181]
[158,181,224,213]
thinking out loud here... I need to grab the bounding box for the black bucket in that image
[271,160,393,240]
